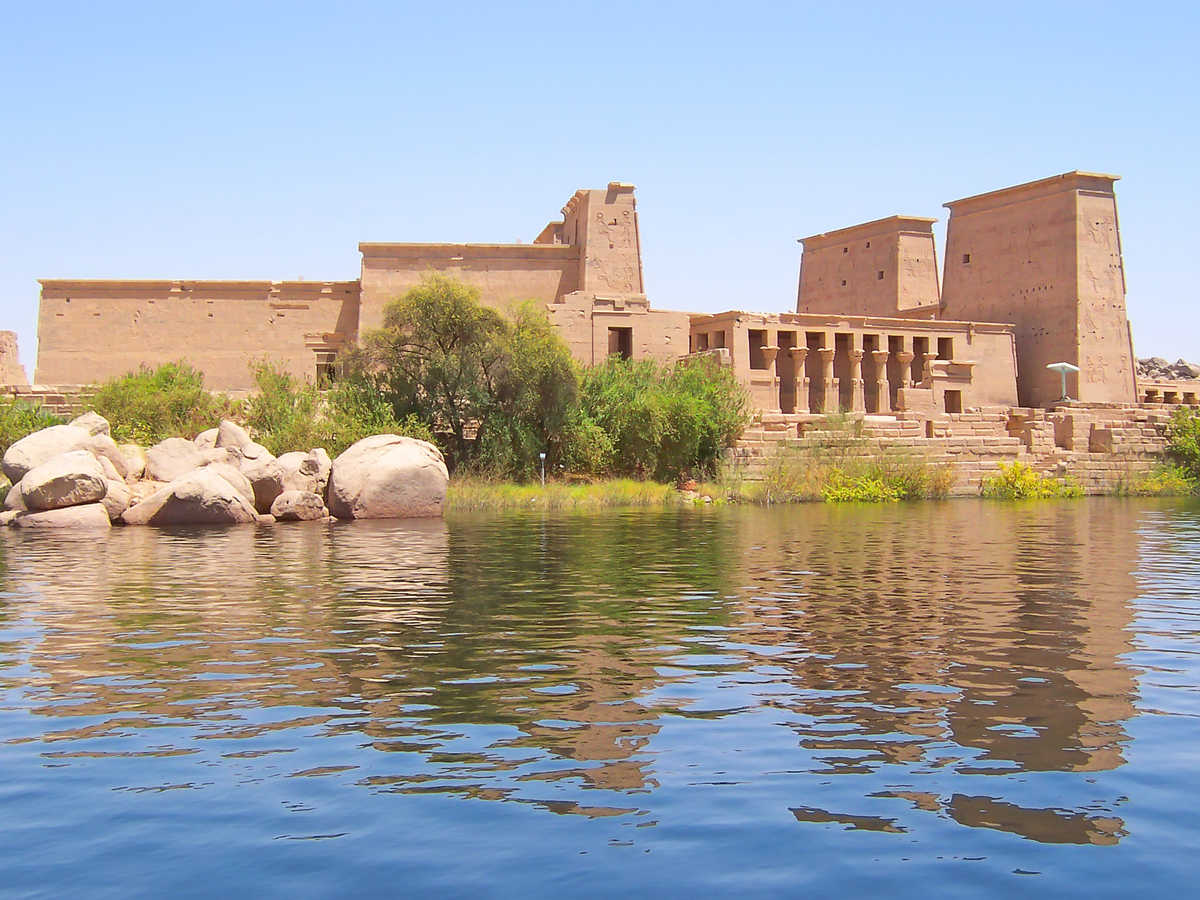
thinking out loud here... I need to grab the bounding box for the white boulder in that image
[13,503,111,529]
[144,437,207,483]
[4,482,26,511]
[19,450,107,511]
[194,428,219,450]
[200,461,256,508]
[270,490,327,521]
[70,411,111,436]
[238,454,284,513]
[96,453,122,481]
[326,435,448,520]
[276,450,331,495]
[2,425,92,482]
[215,419,253,451]
[119,443,146,480]
[121,468,258,526]
[100,479,131,521]
[84,433,130,479]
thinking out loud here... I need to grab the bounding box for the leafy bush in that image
[244,361,323,455]
[576,356,749,481]
[90,362,238,444]
[1116,463,1196,497]
[821,471,903,503]
[0,397,63,455]
[980,461,1083,499]
[1167,406,1200,481]
[245,360,433,458]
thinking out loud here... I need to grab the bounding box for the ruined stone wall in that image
[0,331,28,386]
[36,280,360,390]
[730,405,1173,496]
[797,217,940,317]
[941,172,1136,408]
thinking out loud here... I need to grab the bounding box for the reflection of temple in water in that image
[0,500,1146,841]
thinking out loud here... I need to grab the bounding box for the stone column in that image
[762,346,781,414]
[847,349,865,413]
[789,347,809,414]
[871,349,891,413]
[816,348,836,414]
[919,353,937,388]
[895,350,915,387]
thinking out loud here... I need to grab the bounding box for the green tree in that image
[363,275,506,463]
[476,301,579,478]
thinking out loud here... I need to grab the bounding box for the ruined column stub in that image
[941,171,1136,408]
[871,350,891,413]
[797,216,941,317]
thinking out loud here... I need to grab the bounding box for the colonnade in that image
[746,330,948,415]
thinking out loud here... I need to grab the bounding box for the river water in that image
[1,500,1198,897]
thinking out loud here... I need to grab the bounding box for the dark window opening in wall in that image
[877,270,884,280]
[841,279,848,287]
[938,337,954,360]
[944,390,962,414]
[712,330,726,349]
[748,329,768,370]
[962,253,971,264]
[316,352,338,386]
[865,241,871,248]
[695,332,709,351]
[843,246,849,254]
[608,327,633,360]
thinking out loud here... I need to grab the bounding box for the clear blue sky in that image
[2,1,1197,378]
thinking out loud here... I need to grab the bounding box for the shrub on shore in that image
[1114,463,1196,497]
[0,397,63,455]
[1167,406,1200,483]
[91,362,239,444]
[980,461,1082,499]
[245,360,433,457]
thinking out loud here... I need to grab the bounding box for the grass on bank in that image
[446,477,685,511]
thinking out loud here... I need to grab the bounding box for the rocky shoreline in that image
[1,414,448,529]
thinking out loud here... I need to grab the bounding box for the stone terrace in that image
[729,405,1177,496]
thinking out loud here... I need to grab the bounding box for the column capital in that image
[870,350,890,364]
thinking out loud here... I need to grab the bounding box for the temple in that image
[30,172,1144,415]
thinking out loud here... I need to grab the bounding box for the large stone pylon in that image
[941,171,1137,408]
